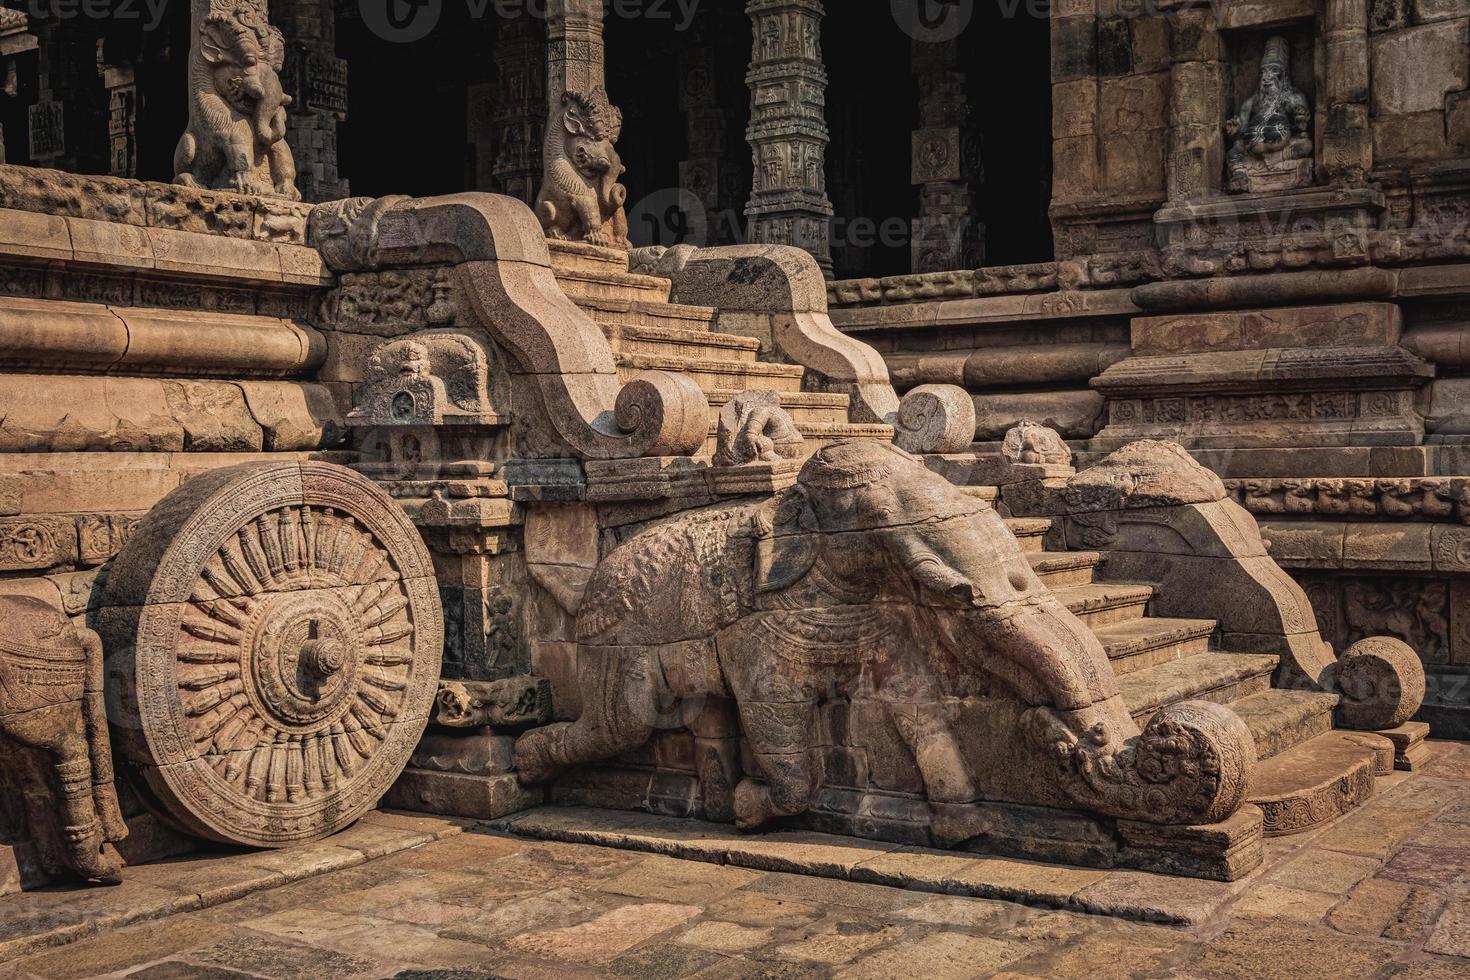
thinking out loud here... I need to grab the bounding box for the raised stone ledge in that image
[1227,477,1470,525]
[0,165,314,247]
[830,288,1139,333]
[828,262,1061,308]
[1258,519,1470,574]
[0,207,328,287]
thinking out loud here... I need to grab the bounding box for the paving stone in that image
[1179,921,1405,979]
[1072,870,1237,926]
[767,915,903,965]
[378,898,485,928]
[190,934,380,980]
[316,871,488,915]
[597,854,762,904]
[1232,884,1340,925]
[1328,877,1418,937]
[898,894,1025,931]
[702,891,826,929]
[243,906,390,944]
[311,919,506,970]
[993,926,1175,980]
[1379,846,1470,889]
[122,962,259,980]
[1268,850,1384,895]
[439,887,618,944]
[1424,893,1470,957]
[676,919,776,952]
[835,930,1028,978]
[504,901,702,963]
[1382,886,1448,942]
[604,941,729,978]
[0,914,230,980]
[738,871,932,914]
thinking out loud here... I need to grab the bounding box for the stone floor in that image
[2,742,1470,978]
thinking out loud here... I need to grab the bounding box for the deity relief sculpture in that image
[0,596,127,885]
[1226,36,1313,194]
[714,389,804,467]
[515,441,1253,831]
[174,0,299,200]
[1002,418,1073,466]
[536,87,630,248]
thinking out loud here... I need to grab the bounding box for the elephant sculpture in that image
[516,440,1254,832]
[173,0,300,200]
[536,87,630,248]
[0,596,126,884]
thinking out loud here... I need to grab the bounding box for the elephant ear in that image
[262,25,287,71]
[563,96,590,137]
[199,16,241,65]
[754,486,819,594]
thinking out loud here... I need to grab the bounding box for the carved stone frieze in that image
[1227,477,1470,524]
[348,331,505,428]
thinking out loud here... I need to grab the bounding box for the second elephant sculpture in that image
[0,596,126,884]
[515,440,1254,831]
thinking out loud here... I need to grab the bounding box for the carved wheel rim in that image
[102,462,442,847]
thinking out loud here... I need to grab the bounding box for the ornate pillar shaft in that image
[1322,0,1371,184]
[1164,4,1224,202]
[487,17,545,204]
[96,42,138,179]
[0,10,36,166]
[29,19,106,173]
[745,0,833,276]
[910,38,981,273]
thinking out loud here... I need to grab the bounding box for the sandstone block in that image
[1132,303,1402,355]
[1372,20,1468,114]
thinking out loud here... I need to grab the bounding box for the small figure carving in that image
[435,678,553,730]
[536,87,630,248]
[1226,36,1313,194]
[714,390,804,467]
[0,596,126,884]
[174,0,299,200]
[1002,420,1072,467]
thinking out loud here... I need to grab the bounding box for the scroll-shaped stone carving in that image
[435,678,552,730]
[714,390,804,467]
[1226,36,1313,194]
[1020,441,1335,690]
[894,385,976,455]
[1333,637,1426,731]
[0,596,126,884]
[309,193,709,460]
[1002,419,1073,467]
[514,440,1253,829]
[174,0,299,200]
[536,87,630,248]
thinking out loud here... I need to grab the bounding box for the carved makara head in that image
[561,87,625,179]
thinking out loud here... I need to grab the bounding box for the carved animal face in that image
[200,15,291,143]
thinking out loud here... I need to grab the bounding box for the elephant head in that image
[758,441,1254,826]
[200,12,292,147]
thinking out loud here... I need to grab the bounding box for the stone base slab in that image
[382,768,545,821]
[0,810,468,962]
[491,805,1256,926]
[1379,721,1433,770]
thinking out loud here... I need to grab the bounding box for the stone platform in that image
[0,741,1468,978]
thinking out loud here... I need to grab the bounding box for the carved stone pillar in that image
[679,14,742,247]
[745,0,833,276]
[489,17,545,205]
[1322,0,1371,184]
[1164,4,1224,202]
[96,41,138,178]
[276,0,348,202]
[0,10,35,166]
[910,38,981,273]
[28,19,106,173]
[536,0,629,248]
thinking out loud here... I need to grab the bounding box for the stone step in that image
[1027,550,1100,588]
[583,298,720,331]
[705,389,853,426]
[1249,730,1387,837]
[1053,582,1153,628]
[1005,517,1053,553]
[547,239,634,278]
[557,268,672,305]
[1091,617,1217,676]
[1119,652,1280,727]
[1227,688,1341,761]
[609,324,761,363]
[619,354,807,394]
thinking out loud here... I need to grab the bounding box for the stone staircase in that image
[549,241,893,455]
[1007,513,1388,837]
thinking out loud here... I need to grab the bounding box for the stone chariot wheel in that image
[99,461,443,848]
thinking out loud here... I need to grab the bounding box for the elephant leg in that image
[514,645,663,785]
[884,701,978,805]
[731,700,818,831]
[8,708,121,884]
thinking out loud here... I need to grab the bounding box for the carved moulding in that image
[310,193,708,462]
[97,461,442,847]
[667,244,975,453]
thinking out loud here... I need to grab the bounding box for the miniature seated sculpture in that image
[1003,418,1073,466]
[173,0,299,200]
[714,390,804,467]
[536,87,630,248]
[0,596,126,884]
[515,440,1253,831]
[1226,36,1313,194]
